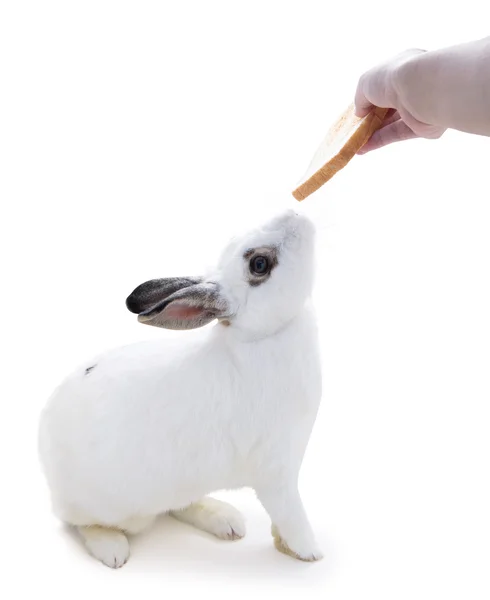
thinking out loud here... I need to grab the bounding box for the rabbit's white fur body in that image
[39,210,323,566]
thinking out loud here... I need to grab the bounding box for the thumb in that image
[358,120,418,154]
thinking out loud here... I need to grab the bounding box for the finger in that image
[357,120,418,154]
[354,98,396,121]
[354,82,373,118]
[352,111,400,157]
[381,109,401,127]
[354,69,391,117]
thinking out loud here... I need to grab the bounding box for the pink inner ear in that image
[164,303,204,320]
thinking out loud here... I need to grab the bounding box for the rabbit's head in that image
[126,210,315,339]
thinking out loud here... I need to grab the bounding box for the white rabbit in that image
[38,209,323,568]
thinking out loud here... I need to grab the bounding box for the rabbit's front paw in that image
[271,524,323,562]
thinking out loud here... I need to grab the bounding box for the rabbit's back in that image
[38,334,243,523]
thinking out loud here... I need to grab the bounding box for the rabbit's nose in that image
[279,209,299,222]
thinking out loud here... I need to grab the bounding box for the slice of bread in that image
[292,104,389,201]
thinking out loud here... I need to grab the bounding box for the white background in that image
[1,1,490,598]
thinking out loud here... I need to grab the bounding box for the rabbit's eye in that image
[250,255,269,275]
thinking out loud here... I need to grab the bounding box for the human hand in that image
[354,49,446,154]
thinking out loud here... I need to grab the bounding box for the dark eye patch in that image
[244,246,278,287]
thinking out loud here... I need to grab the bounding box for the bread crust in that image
[292,104,389,201]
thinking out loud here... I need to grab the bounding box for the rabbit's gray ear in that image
[126,277,203,314]
[135,282,230,330]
